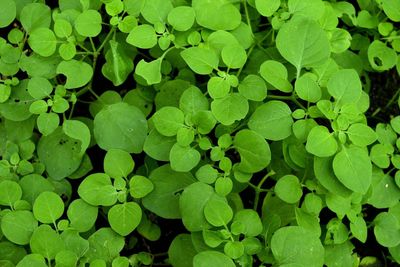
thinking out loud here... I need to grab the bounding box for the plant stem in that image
[253,170,276,211]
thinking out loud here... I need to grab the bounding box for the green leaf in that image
[30,225,65,260]
[374,212,400,247]
[271,226,325,266]
[152,106,184,137]
[232,209,263,237]
[306,126,338,157]
[56,60,93,89]
[108,202,142,236]
[333,146,372,194]
[233,129,271,173]
[135,59,162,85]
[238,74,267,101]
[203,196,233,227]
[211,93,249,126]
[193,251,235,267]
[368,40,397,71]
[19,174,55,205]
[193,0,241,31]
[255,0,280,17]
[347,123,377,146]
[274,175,302,204]
[32,191,64,224]
[350,216,367,243]
[221,44,247,69]
[327,69,362,105]
[53,19,72,38]
[0,0,16,28]
[59,42,76,61]
[129,175,154,198]
[170,143,201,172]
[295,72,321,102]
[0,180,22,206]
[141,0,173,24]
[74,10,102,37]
[179,86,209,114]
[207,77,230,99]
[37,112,59,136]
[288,0,325,20]
[168,234,197,267]
[85,228,124,262]
[179,182,215,231]
[0,84,11,103]
[181,47,219,75]
[104,149,134,179]
[143,129,175,161]
[20,3,51,33]
[143,165,195,219]
[276,15,330,74]
[27,77,53,99]
[62,119,91,155]
[93,102,148,153]
[28,28,57,57]
[16,254,47,267]
[55,250,77,267]
[37,127,82,180]
[1,210,38,245]
[224,241,244,259]
[167,6,195,31]
[78,173,118,206]
[259,60,293,93]
[381,0,400,22]
[248,100,293,140]
[126,24,158,49]
[102,40,134,86]
[67,199,98,232]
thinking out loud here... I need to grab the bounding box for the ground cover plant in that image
[1,0,400,266]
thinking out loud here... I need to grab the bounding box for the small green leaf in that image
[53,19,72,38]
[271,226,325,266]
[374,212,400,247]
[327,69,362,105]
[276,15,330,73]
[135,59,162,85]
[232,209,263,237]
[56,60,93,89]
[30,225,65,260]
[306,126,338,157]
[74,10,102,37]
[1,210,38,245]
[0,0,16,28]
[221,44,247,69]
[78,173,118,206]
[0,180,22,206]
[259,60,293,93]
[181,47,219,75]
[347,123,377,146]
[333,146,372,194]
[67,199,98,232]
[381,0,400,22]
[20,3,51,33]
[179,86,209,114]
[238,74,267,101]
[27,77,53,99]
[37,112,59,136]
[102,40,134,86]
[104,149,134,179]
[152,106,184,137]
[93,102,148,153]
[33,191,64,224]
[126,24,158,49]
[295,73,321,102]
[211,93,249,126]
[368,40,397,71]
[108,202,142,236]
[248,100,293,141]
[255,0,280,17]
[28,28,57,57]
[170,143,201,172]
[234,129,271,173]
[167,6,195,31]
[129,175,154,198]
[274,175,302,204]
[207,77,230,99]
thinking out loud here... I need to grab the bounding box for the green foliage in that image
[1,0,400,265]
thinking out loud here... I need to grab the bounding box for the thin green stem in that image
[242,0,254,36]
[253,170,276,211]
[97,27,116,53]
